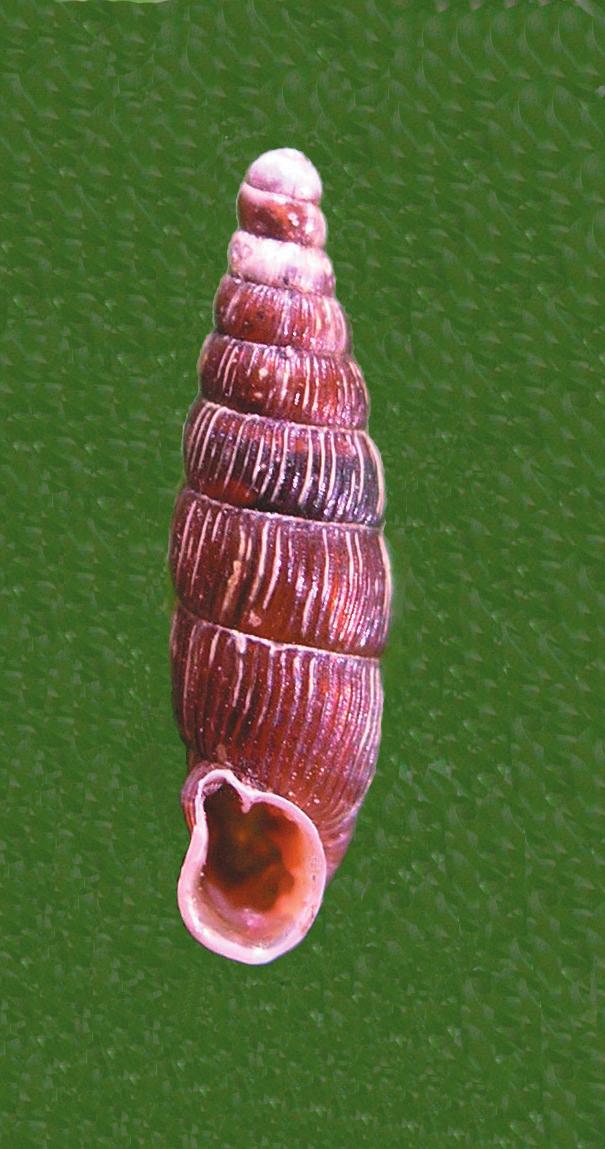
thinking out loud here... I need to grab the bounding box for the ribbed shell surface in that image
[170,149,391,876]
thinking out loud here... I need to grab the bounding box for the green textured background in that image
[3,2,604,1146]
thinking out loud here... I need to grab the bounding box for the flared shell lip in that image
[177,768,327,966]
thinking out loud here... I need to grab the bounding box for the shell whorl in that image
[170,148,391,963]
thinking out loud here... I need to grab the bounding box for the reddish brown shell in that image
[170,148,391,964]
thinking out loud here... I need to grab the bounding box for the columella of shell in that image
[169,148,391,964]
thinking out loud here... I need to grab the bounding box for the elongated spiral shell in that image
[170,149,391,964]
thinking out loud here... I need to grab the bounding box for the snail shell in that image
[170,148,391,964]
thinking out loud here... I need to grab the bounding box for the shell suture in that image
[170,148,391,964]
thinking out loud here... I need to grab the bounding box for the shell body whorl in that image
[170,148,391,964]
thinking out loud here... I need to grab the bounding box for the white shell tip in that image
[246,148,322,203]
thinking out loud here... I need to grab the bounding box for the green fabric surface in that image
[2,2,603,1146]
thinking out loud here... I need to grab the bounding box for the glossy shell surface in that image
[170,148,391,963]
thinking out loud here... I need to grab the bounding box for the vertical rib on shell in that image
[170,148,391,964]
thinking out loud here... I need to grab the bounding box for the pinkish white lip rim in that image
[177,768,327,965]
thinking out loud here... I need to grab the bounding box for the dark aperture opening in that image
[203,784,297,914]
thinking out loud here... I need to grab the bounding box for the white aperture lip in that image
[177,768,327,965]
